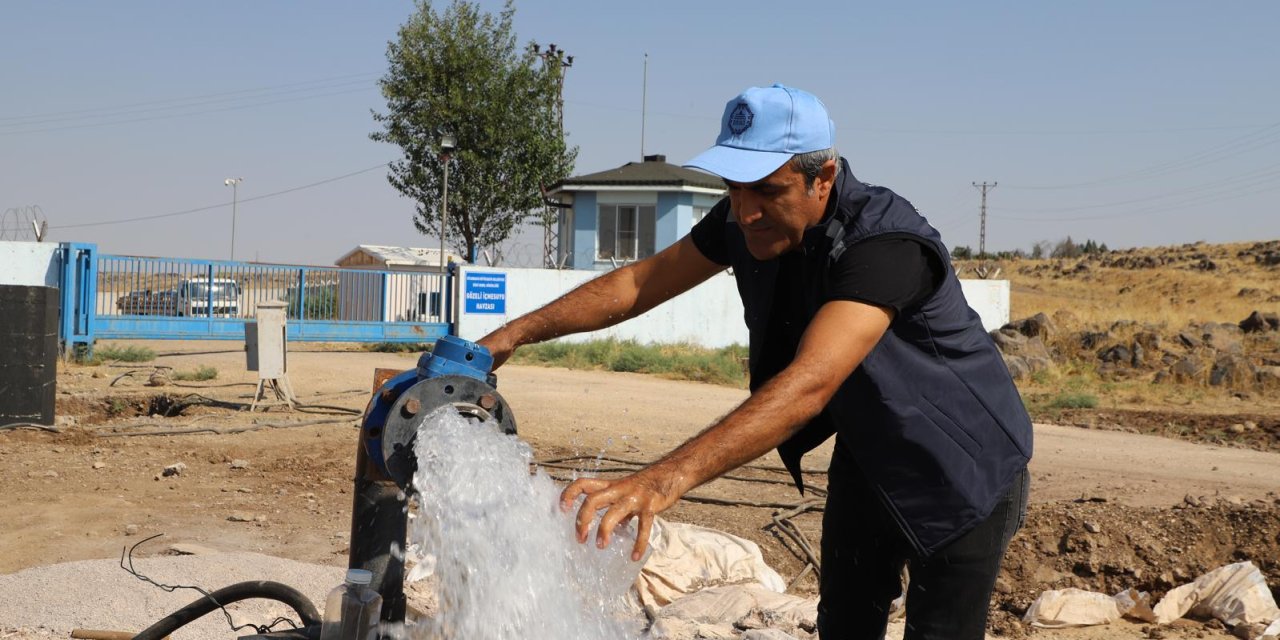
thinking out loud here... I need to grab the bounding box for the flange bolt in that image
[402,398,421,417]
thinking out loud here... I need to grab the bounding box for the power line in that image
[1001,120,1280,190]
[49,162,390,230]
[992,161,1280,215]
[0,72,379,123]
[566,99,1268,136]
[991,175,1280,223]
[1,86,375,137]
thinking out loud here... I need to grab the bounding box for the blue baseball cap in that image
[684,84,836,183]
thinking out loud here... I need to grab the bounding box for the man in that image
[479,84,1032,639]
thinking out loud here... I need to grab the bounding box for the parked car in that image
[115,289,177,315]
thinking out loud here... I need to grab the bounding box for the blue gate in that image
[59,244,452,353]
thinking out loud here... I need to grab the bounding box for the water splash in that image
[406,408,644,640]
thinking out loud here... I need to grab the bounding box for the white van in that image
[177,277,241,317]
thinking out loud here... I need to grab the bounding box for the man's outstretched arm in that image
[478,236,724,368]
[561,299,894,560]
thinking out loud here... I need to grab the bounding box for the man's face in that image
[724,160,836,260]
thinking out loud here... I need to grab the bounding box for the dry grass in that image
[959,240,1278,331]
[958,239,1280,416]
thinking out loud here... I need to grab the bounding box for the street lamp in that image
[438,134,456,269]
[224,177,243,261]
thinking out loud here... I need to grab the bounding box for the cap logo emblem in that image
[728,102,754,135]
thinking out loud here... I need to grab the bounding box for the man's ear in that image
[814,159,838,198]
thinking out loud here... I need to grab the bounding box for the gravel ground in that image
[0,551,344,640]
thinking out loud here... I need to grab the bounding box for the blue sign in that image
[464,271,506,314]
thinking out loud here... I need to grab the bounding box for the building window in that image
[692,206,711,225]
[598,205,655,261]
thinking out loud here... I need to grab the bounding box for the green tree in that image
[371,0,577,261]
[951,245,974,260]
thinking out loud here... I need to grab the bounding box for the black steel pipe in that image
[348,435,408,623]
[131,581,320,640]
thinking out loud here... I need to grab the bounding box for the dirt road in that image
[2,342,1277,639]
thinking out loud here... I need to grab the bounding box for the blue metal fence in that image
[59,244,452,352]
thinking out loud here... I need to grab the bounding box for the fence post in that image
[58,243,98,358]
[206,264,215,336]
[444,263,456,336]
[296,268,307,338]
[379,272,388,323]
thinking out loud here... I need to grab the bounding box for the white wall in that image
[455,265,1011,348]
[0,241,60,288]
[455,266,748,348]
[959,279,1011,332]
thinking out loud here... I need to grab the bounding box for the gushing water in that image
[405,408,644,640]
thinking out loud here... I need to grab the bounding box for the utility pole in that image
[535,42,573,268]
[972,181,997,258]
[641,52,648,160]
[224,178,243,261]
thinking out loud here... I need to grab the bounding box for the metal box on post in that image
[245,300,295,410]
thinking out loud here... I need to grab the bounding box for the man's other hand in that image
[559,471,680,562]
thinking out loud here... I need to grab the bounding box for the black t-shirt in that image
[690,204,944,378]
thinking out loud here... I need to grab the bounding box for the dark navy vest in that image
[720,159,1033,556]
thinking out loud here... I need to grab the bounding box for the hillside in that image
[955,239,1280,448]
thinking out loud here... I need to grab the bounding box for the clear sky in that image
[3,1,1277,265]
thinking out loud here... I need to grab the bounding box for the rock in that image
[1131,343,1147,367]
[227,513,255,522]
[1232,622,1267,640]
[1240,310,1280,333]
[1133,331,1162,351]
[1184,494,1203,508]
[91,461,106,470]
[1005,312,1055,341]
[1201,322,1244,353]
[230,459,250,469]
[1244,420,1258,431]
[1171,356,1206,383]
[125,524,139,536]
[1177,332,1203,349]
[162,462,187,477]
[1083,521,1102,534]
[1257,366,1280,389]
[54,415,78,428]
[1079,331,1112,350]
[1230,423,1247,434]
[167,543,218,556]
[1210,354,1256,388]
[992,329,1027,354]
[1098,344,1132,364]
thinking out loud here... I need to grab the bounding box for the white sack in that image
[646,618,739,640]
[740,630,803,640]
[1261,617,1280,639]
[1152,561,1280,626]
[1022,588,1123,628]
[631,518,786,613]
[652,585,818,635]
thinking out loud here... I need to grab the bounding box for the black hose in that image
[132,580,321,640]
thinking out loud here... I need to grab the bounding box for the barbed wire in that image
[1,205,48,241]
